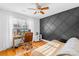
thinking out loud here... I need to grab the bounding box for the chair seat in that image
[19,42,33,49]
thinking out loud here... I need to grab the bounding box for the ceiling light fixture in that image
[28,3,49,15]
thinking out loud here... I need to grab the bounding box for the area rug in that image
[32,40,64,56]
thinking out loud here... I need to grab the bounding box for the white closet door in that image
[0,13,10,50]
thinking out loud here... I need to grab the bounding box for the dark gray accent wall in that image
[40,7,79,43]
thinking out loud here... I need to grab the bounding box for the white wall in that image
[34,18,40,35]
[26,18,40,41]
[0,9,40,50]
[0,12,10,50]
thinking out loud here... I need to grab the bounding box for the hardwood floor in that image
[0,40,47,56]
[0,40,64,56]
[32,40,47,48]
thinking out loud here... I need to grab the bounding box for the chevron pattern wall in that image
[40,7,79,43]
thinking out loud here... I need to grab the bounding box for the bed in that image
[56,37,79,56]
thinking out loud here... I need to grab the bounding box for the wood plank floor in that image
[0,40,47,56]
[32,40,47,48]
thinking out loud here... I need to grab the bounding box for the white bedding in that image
[57,37,79,56]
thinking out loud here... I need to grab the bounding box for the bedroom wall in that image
[0,12,9,50]
[40,7,79,42]
[0,9,40,50]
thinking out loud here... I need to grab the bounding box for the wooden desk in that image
[13,35,23,48]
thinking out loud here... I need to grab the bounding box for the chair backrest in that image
[24,32,33,42]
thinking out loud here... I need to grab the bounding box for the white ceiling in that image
[0,3,79,19]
